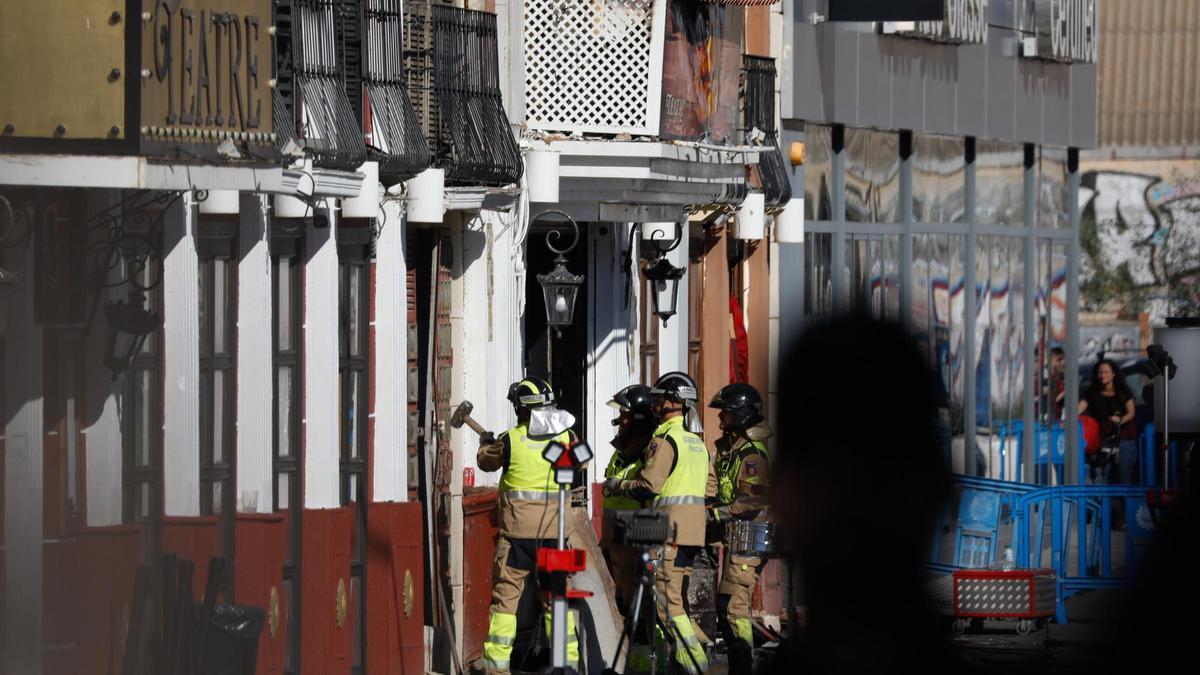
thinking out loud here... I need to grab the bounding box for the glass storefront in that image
[797,124,1078,481]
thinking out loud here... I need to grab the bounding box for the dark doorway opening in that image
[523,223,590,446]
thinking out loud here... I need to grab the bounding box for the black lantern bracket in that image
[532,210,585,338]
[0,188,192,374]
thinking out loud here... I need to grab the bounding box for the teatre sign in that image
[140,0,275,152]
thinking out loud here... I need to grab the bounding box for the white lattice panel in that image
[524,0,666,136]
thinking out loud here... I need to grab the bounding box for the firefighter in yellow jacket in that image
[477,377,581,674]
[601,384,657,614]
[707,383,772,675]
[605,372,710,675]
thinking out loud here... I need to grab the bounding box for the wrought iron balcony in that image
[359,0,431,183]
[404,1,522,186]
[742,55,791,208]
[274,0,367,171]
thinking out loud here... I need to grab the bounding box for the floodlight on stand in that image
[543,441,566,465]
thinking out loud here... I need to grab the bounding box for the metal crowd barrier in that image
[1014,485,1154,623]
[996,421,1083,485]
[1139,422,1182,488]
[929,476,1160,624]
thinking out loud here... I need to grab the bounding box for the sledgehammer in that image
[449,400,491,439]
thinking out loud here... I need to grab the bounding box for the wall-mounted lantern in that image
[0,194,24,337]
[0,263,17,337]
[533,210,585,337]
[103,289,160,378]
[625,221,685,326]
[643,256,685,324]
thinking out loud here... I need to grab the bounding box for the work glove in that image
[479,431,496,445]
[707,506,730,522]
[603,477,622,494]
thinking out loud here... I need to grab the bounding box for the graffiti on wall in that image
[1080,324,1141,362]
[1079,160,1200,321]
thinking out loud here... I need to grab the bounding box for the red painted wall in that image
[43,525,143,675]
[366,501,426,675]
[235,513,288,675]
[162,516,222,598]
[591,483,605,541]
[462,488,499,665]
[301,507,353,675]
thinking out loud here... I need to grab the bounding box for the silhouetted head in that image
[770,316,954,672]
[774,316,947,560]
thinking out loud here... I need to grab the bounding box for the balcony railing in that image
[274,0,367,171]
[404,1,522,186]
[361,0,431,182]
[742,55,791,207]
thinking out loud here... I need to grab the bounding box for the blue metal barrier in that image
[1139,422,1182,488]
[928,476,1039,575]
[1015,485,1153,623]
[995,421,1084,484]
[928,475,1156,624]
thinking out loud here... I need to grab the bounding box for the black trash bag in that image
[197,603,265,675]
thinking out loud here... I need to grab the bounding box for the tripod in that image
[608,546,663,675]
[607,546,706,675]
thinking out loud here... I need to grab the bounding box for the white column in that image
[586,223,640,484]
[237,194,273,512]
[457,211,495,483]
[305,201,341,508]
[163,193,201,516]
[767,241,781,457]
[372,200,408,502]
[656,228,689,378]
[447,213,468,659]
[4,227,44,675]
[83,190,125,527]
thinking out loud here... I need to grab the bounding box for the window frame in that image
[271,223,304,675]
[338,224,371,674]
[197,224,238,569]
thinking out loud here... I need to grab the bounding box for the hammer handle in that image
[463,415,488,436]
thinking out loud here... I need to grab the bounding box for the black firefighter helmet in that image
[709,383,764,430]
[507,377,555,409]
[650,371,699,404]
[607,384,655,420]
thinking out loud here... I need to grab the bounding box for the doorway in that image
[523,223,590,443]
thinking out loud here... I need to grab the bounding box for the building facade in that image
[778,0,1099,485]
[1,0,792,673]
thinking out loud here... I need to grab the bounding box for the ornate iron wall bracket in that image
[0,188,185,372]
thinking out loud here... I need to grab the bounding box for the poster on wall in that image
[659,0,744,144]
